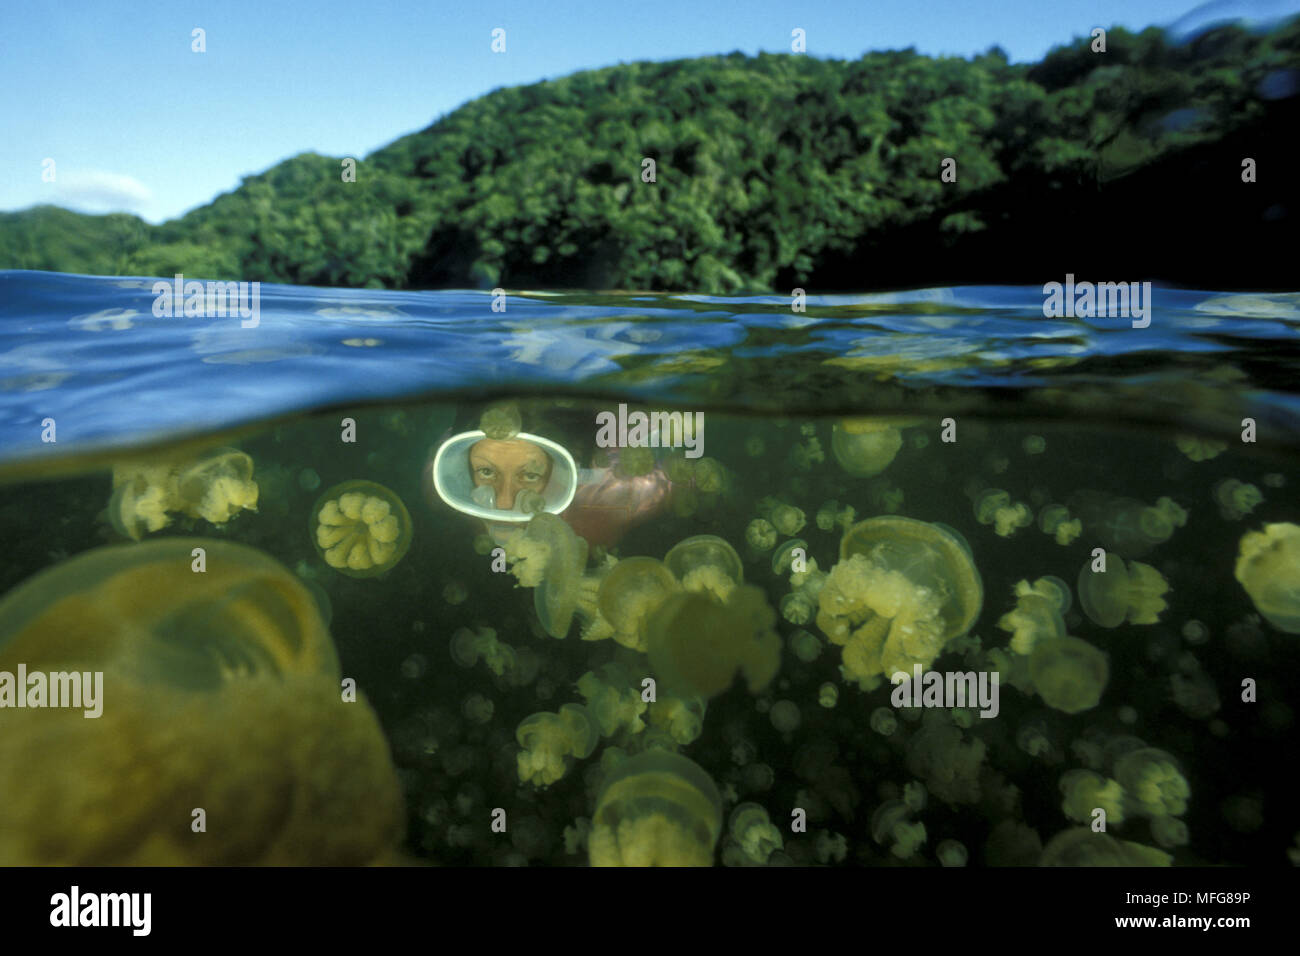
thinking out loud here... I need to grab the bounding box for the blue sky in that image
[2,0,1295,224]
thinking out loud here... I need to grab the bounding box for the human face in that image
[468,438,553,511]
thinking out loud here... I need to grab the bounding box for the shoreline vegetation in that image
[2,21,1297,293]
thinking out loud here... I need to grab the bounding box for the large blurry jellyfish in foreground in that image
[645,583,782,700]
[0,538,403,864]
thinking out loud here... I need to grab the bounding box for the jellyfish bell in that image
[597,556,679,651]
[665,534,744,599]
[310,480,413,578]
[0,539,402,864]
[1029,635,1109,714]
[589,749,723,867]
[174,448,258,523]
[1076,554,1169,628]
[839,516,984,642]
[0,538,339,683]
[831,420,903,477]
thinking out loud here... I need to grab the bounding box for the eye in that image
[523,471,543,483]
[476,467,496,479]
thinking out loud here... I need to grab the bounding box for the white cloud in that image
[52,169,152,214]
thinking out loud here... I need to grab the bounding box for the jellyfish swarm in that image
[310,480,412,577]
[589,750,723,866]
[816,517,982,688]
[1235,522,1300,634]
[0,538,403,865]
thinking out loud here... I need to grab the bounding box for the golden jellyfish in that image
[1059,769,1125,825]
[696,457,727,492]
[1039,828,1171,866]
[664,534,743,601]
[1028,635,1108,714]
[450,625,519,678]
[589,749,723,867]
[766,502,807,537]
[479,400,522,440]
[645,583,782,700]
[1175,435,1226,462]
[108,448,259,540]
[596,556,680,651]
[506,512,592,638]
[999,592,1065,656]
[615,446,656,479]
[1235,523,1300,634]
[577,663,647,738]
[771,538,809,576]
[1038,504,1081,545]
[1076,554,1169,628]
[1213,479,1264,520]
[831,419,902,477]
[173,448,259,524]
[1114,747,1190,818]
[998,578,1070,656]
[0,538,403,865]
[745,518,778,553]
[310,480,412,577]
[515,703,600,786]
[974,489,1032,537]
[1068,491,1187,558]
[107,461,175,539]
[819,517,982,687]
[646,693,707,746]
[729,802,783,863]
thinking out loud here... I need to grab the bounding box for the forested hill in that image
[3,20,1297,292]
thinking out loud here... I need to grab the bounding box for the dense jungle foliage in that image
[2,20,1297,291]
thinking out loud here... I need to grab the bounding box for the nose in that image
[496,477,520,511]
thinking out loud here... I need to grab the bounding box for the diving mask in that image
[431,430,578,523]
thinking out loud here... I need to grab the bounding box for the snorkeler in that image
[429,428,673,548]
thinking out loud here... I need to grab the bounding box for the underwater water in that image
[1,270,1299,867]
